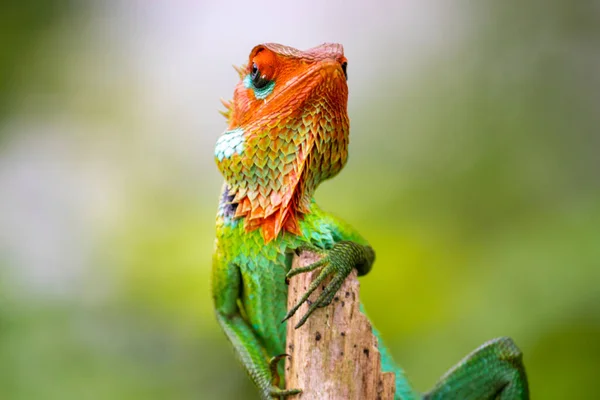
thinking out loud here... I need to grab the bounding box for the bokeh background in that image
[1,1,599,399]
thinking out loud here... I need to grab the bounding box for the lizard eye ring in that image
[251,62,270,89]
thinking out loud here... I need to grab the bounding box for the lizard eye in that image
[251,62,270,89]
[341,61,348,80]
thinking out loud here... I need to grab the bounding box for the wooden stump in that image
[285,251,395,400]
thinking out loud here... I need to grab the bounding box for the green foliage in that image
[0,0,72,131]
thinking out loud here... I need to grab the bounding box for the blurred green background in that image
[1,1,598,399]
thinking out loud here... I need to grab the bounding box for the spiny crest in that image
[233,64,246,79]
[219,98,232,120]
[215,43,350,242]
[219,65,247,123]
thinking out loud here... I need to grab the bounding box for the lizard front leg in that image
[425,337,529,400]
[212,252,301,399]
[282,205,375,329]
[282,240,374,328]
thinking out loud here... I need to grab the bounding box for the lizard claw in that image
[282,241,374,329]
[268,354,301,399]
[269,387,302,399]
[269,354,289,387]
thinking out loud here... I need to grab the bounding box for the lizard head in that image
[215,43,350,242]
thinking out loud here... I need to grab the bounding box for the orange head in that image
[216,43,350,242]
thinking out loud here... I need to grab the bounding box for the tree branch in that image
[285,250,395,399]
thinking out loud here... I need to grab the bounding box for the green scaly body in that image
[213,195,393,396]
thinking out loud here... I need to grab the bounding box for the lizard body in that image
[212,43,529,399]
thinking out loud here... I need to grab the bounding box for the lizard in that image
[212,43,530,400]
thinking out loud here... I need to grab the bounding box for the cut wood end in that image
[285,250,395,400]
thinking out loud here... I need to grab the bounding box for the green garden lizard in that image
[212,43,530,399]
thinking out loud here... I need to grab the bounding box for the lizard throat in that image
[222,163,319,242]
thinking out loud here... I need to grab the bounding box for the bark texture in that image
[285,251,395,400]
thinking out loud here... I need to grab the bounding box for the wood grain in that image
[285,251,395,400]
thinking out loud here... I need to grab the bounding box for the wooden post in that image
[285,251,396,399]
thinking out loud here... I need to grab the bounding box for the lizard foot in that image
[268,354,302,399]
[269,387,302,400]
[282,241,375,329]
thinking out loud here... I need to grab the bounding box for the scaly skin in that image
[212,43,529,400]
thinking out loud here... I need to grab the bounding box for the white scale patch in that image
[215,128,245,161]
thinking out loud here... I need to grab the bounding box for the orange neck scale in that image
[215,43,350,242]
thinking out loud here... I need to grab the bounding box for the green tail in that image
[371,313,529,400]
